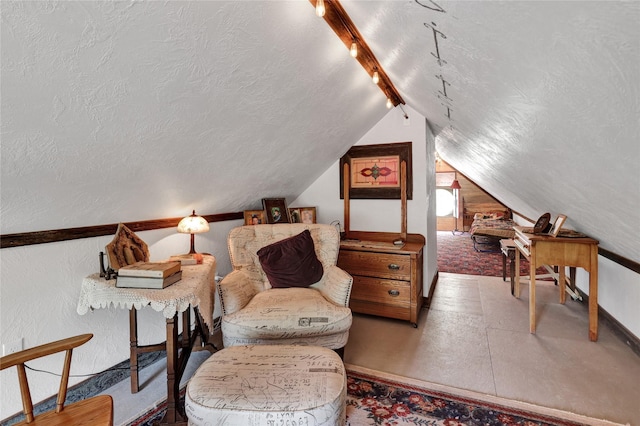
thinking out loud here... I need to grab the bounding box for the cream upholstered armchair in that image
[217,224,353,356]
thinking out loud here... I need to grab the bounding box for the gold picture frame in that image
[244,210,266,225]
[289,207,317,224]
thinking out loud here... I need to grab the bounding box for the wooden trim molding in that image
[0,212,243,249]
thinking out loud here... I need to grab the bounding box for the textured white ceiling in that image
[343,0,639,260]
[1,1,638,261]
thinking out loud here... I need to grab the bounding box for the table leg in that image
[129,309,139,393]
[162,314,186,425]
[559,265,566,304]
[514,249,521,298]
[589,247,599,341]
[502,251,507,281]
[529,252,536,334]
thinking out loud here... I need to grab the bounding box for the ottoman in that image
[185,345,346,426]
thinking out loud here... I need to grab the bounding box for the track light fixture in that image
[310,0,405,109]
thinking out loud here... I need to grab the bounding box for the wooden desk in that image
[513,227,599,341]
[78,256,216,424]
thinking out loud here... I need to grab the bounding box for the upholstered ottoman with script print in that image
[185,345,346,426]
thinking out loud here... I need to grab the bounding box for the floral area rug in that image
[128,365,616,426]
[345,366,608,426]
[437,231,548,277]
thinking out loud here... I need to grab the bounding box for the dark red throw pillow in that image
[257,230,324,288]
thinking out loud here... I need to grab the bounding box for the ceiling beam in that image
[310,0,405,107]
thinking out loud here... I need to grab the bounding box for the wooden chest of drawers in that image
[338,231,425,327]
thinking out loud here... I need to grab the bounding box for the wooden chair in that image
[0,333,113,425]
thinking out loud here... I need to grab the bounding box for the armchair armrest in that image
[311,265,353,307]
[217,270,264,316]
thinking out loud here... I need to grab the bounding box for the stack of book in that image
[116,261,182,289]
[169,253,204,265]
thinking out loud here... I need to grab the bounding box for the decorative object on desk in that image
[262,198,290,224]
[118,261,181,278]
[105,223,149,271]
[289,207,317,224]
[532,212,551,234]
[170,253,204,265]
[548,214,567,237]
[244,209,266,225]
[339,142,412,200]
[116,270,182,289]
[177,210,210,254]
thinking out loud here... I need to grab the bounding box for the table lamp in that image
[177,210,210,254]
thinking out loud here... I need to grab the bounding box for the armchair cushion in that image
[221,287,352,349]
[257,230,323,288]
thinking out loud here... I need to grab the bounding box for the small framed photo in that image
[244,210,266,225]
[262,198,290,224]
[549,214,567,237]
[290,207,317,224]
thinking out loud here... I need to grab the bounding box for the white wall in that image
[0,219,241,418]
[292,105,438,294]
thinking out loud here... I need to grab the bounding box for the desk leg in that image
[559,266,566,304]
[129,309,139,393]
[163,314,186,425]
[529,252,536,334]
[589,247,599,341]
[514,249,521,298]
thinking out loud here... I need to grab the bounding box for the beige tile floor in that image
[105,273,639,426]
[344,273,640,426]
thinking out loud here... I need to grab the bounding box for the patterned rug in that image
[127,365,613,426]
[437,231,543,277]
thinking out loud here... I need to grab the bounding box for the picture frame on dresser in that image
[262,198,290,224]
[339,142,412,200]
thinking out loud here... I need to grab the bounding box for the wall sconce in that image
[177,210,210,254]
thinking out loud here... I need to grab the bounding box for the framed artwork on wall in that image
[340,142,413,200]
[289,207,317,224]
[262,198,290,224]
[244,210,266,225]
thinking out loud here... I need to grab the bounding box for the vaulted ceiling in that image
[1,1,638,261]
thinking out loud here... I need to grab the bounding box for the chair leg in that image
[334,347,345,360]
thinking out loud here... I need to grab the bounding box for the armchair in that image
[217,224,353,356]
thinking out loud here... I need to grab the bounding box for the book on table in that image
[169,253,204,265]
[116,270,182,289]
[118,261,181,278]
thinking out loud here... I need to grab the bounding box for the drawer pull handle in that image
[388,289,400,297]
[388,264,400,270]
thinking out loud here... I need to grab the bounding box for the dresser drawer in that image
[350,276,410,307]
[338,250,411,281]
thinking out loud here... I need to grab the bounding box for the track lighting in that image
[386,98,393,109]
[316,0,325,17]
[350,40,358,58]
[372,70,379,85]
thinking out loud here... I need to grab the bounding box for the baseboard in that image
[575,288,640,357]
[423,270,439,310]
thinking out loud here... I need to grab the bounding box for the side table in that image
[78,255,216,425]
